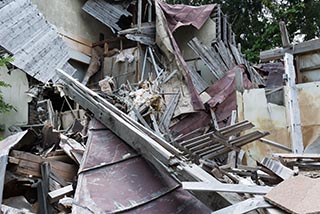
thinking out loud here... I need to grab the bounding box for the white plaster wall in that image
[0,67,29,137]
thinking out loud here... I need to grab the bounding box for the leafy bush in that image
[0,57,16,114]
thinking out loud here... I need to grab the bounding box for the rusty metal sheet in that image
[73,119,211,214]
[158,1,216,33]
[170,111,211,138]
[205,66,253,127]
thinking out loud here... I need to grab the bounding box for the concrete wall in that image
[31,0,113,42]
[237,82,320,165]
[0,67,30,137]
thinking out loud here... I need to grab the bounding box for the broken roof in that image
[82,0,132,33]
[0,0,76,83]
[73,119,212,213]
[158,2,216,32]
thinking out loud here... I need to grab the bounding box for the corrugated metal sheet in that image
[0,0,12,9]
[82,0,132,32]
[72,119,212,214]
[0,0,76,83]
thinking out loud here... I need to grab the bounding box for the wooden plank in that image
[188,37,225,79]
[284,53,304,154]
[159,93,180,132]
[59,134,85,165]
[182,182,272,194]
[265,175,320,214]
[260,38,320,62]
[9,150,77,182]
[212,197,272,214]
[279,21,290,47]
[40,162,51,214]
[48,185,73,203]
[189,66,209,93]
[137,0,142,32]
[273,153,320,159]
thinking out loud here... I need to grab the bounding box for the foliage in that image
[0,57,13,66]
[0,57,15,114]
[165,0,320,63]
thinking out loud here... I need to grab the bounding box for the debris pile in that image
[1,0,320,213]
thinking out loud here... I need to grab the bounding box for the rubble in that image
[1,0,320,213]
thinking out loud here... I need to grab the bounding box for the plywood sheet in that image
[265,175,320,214]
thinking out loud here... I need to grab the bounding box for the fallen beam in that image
[56,69,245,207]
[212,197,272,214]
[182,182,272,195]
[260,38,320,62]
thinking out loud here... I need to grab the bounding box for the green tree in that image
[0,57,15,114]
[166,0,320,63]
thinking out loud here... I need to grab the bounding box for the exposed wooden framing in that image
[284,53,304,154]
[188,37,225,79]
[189,66,209,93]
[222,13,227,43]
[260,38,320,62]
[212,197,272,214]
[182,182,272,195]
[57,69,243,207]
[132,107,152,130]
[227,110,238,167]
[214,40,235,70]
[228,23,233,45]
[140,48,148,81]
[148,47,160,76]
[217,7,222,40]
[279,21,290,48]
[229,43,244,65]
[150,113,162,137]
[159,93,180,132]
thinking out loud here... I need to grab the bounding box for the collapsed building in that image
[1,0,320,213]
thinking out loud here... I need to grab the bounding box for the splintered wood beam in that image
[182,182,272,195]
[284,53,304,154]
